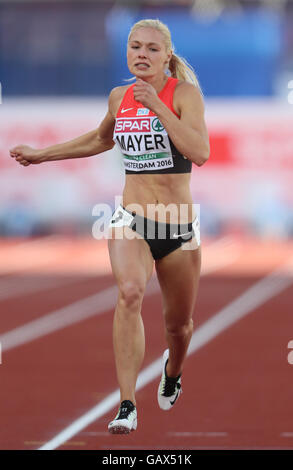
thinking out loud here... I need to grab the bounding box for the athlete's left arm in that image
[154,82,210,166]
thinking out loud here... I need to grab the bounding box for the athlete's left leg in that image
[155,241,201,378]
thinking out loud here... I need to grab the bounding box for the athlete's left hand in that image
[133,79,161,112]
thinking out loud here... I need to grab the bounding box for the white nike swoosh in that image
[121,108,133,113]
[170,391,179,405]
[173,232,192,239]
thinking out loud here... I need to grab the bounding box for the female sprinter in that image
[10,19,210,434]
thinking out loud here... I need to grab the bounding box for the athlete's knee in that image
[118,280,145,310]
[165,317,194,337]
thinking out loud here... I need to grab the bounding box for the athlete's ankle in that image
[120,398,136,407]
[166,360,182,379]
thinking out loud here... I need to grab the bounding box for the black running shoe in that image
[108,400,137,434]
[157,349,182,410]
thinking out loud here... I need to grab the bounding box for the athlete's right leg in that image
[108,226,154,407]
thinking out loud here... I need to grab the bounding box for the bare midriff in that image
[122,172,196,224]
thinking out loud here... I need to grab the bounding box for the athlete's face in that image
[127,27,171,78]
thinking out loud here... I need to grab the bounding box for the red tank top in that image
[113,77,192,174]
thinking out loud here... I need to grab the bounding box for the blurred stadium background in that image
[0,0,293,239]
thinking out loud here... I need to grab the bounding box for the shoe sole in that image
[108,418,137,435]
[108,425,136,434]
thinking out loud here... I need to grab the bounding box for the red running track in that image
[0,236,292,450]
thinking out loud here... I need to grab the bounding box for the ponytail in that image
[169,52,202,94]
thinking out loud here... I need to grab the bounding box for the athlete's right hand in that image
[9,145,44,166]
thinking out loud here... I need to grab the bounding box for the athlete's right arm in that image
[9,87,123,166]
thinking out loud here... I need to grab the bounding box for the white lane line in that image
[0,278,160,353]
[0,285,118,352]
[38,257,293,451]
[0,237,239,353]
[168,432,228,437]
[0,236,237,300]
[80,431,110,437]
[0,276,81,301]
[188,262,293,355]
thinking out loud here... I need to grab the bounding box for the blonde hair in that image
[128,19,202,94]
